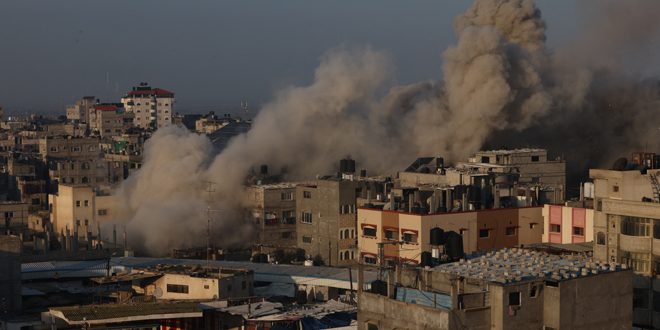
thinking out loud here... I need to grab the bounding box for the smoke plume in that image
[115,0,660,255]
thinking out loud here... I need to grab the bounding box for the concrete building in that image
[38,136,106,187]
[48,184,97,240]
[590,167,660,328]
[245,183,298,252]
[129,266,254,301]
[542,204,594,244]
[357,207,543,265]
[296,178,361,266]
[0,236,21,316]
[0,202,29,236]
[65,96,95,124]
[89,103,134,137]
[358,248,632,330]
[121,82,174,129]
[195,112,234,134]
[398,150,566,209]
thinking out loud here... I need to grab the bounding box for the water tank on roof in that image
[420,251,433,267]
[430,227,445,245]
[444,231,464,261]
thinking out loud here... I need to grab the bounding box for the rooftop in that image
[433,247,627,284]
[476,148,546,155]
[49,302,201,325]
[251,183,298,190]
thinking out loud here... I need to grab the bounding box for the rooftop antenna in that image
[241,100,248,113]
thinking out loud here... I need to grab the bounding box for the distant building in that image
[590,167,660,328]
[38,136,106,187]
[121,82,174,129]
[358,248,632,330]
[0,202,30,236]
[245,183,298,252]
[65,96,96,124]
[357,206,542,265]
[89,103,134,137]
[0,236,21,315]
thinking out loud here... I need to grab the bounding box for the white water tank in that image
[304,260,314,267]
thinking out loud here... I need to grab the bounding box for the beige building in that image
[121,83,174,129]
[358,248,632,330]
[49,184,98,239]
[542,204,594,244]
[590,168,660,328]
[245,183,298,251]
[357,207,543,265]
[65,96,96,123]
[136,267,253,301]
[89,103,134,137]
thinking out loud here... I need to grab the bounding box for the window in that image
[363,227,377,237]
[84,200,89,207]
[402,231,418,244]
[166,284,189,294]
[530,286,538,298]
[622,252,650,273]
[621,216,651,236]
[367,323,379,330]
[281,231,292,239]
[344,251,350,260]
[303,191,311,199]
[550,224,561,233]
[596,232,606,245]
[302,236,312,244]
[531,155,540,162]
[480,156,489,163]
[76,200,81,207]
[364,256,377,264]
[281,192,293,200]
[204,285,210,289]
[654,221,660,239]
[572,226,584,236]
[479,229,490,238]
[508,291,521,306]
[282,210,295,224]
[301,212,312,224]
[81,177,89,184]
[634,288,649,309]
[529,223,537,229]
[384,229,397,241]
[50,146,58,152]
[98,209,108,216]
[612,185,619,193]
[505,227,516,236]
[84,219,89,226]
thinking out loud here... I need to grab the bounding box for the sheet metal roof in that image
[49,302,200,325]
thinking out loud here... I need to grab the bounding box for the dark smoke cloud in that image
[115,0,660,255]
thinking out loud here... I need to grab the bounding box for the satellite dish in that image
[153,287,163,298]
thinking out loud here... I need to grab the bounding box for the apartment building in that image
[38,136,106,187]
[48,184,97,240]
[121,82,174,129]
[89,103,134,137]
[245,183,298,251]
[542,204,594,244]
[358,248,632,330]
[65,96,96,124]
[590,167,660,328]
[357,207,543,265]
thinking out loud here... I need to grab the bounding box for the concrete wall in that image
[358,291,450,330]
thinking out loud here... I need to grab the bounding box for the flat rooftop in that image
[476,148,546,155]
[433,248,626,284]
[50,302,201,325]
[251,183,298,189]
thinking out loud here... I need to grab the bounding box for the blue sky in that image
[0,1,594,115]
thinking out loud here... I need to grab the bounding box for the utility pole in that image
[205,181,216,268]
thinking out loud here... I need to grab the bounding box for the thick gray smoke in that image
[116,0,660,255]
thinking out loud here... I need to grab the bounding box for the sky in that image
[0,1,591,115]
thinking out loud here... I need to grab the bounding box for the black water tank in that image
[430,227,445,245]
[420,251,433,267]
[346,159,356,173]
[370,280,388,296]
[444,231,464,261]
[339,159,348,173]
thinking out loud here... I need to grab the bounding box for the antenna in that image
[241,100,248,113]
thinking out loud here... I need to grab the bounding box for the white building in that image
[121,83,174,130]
